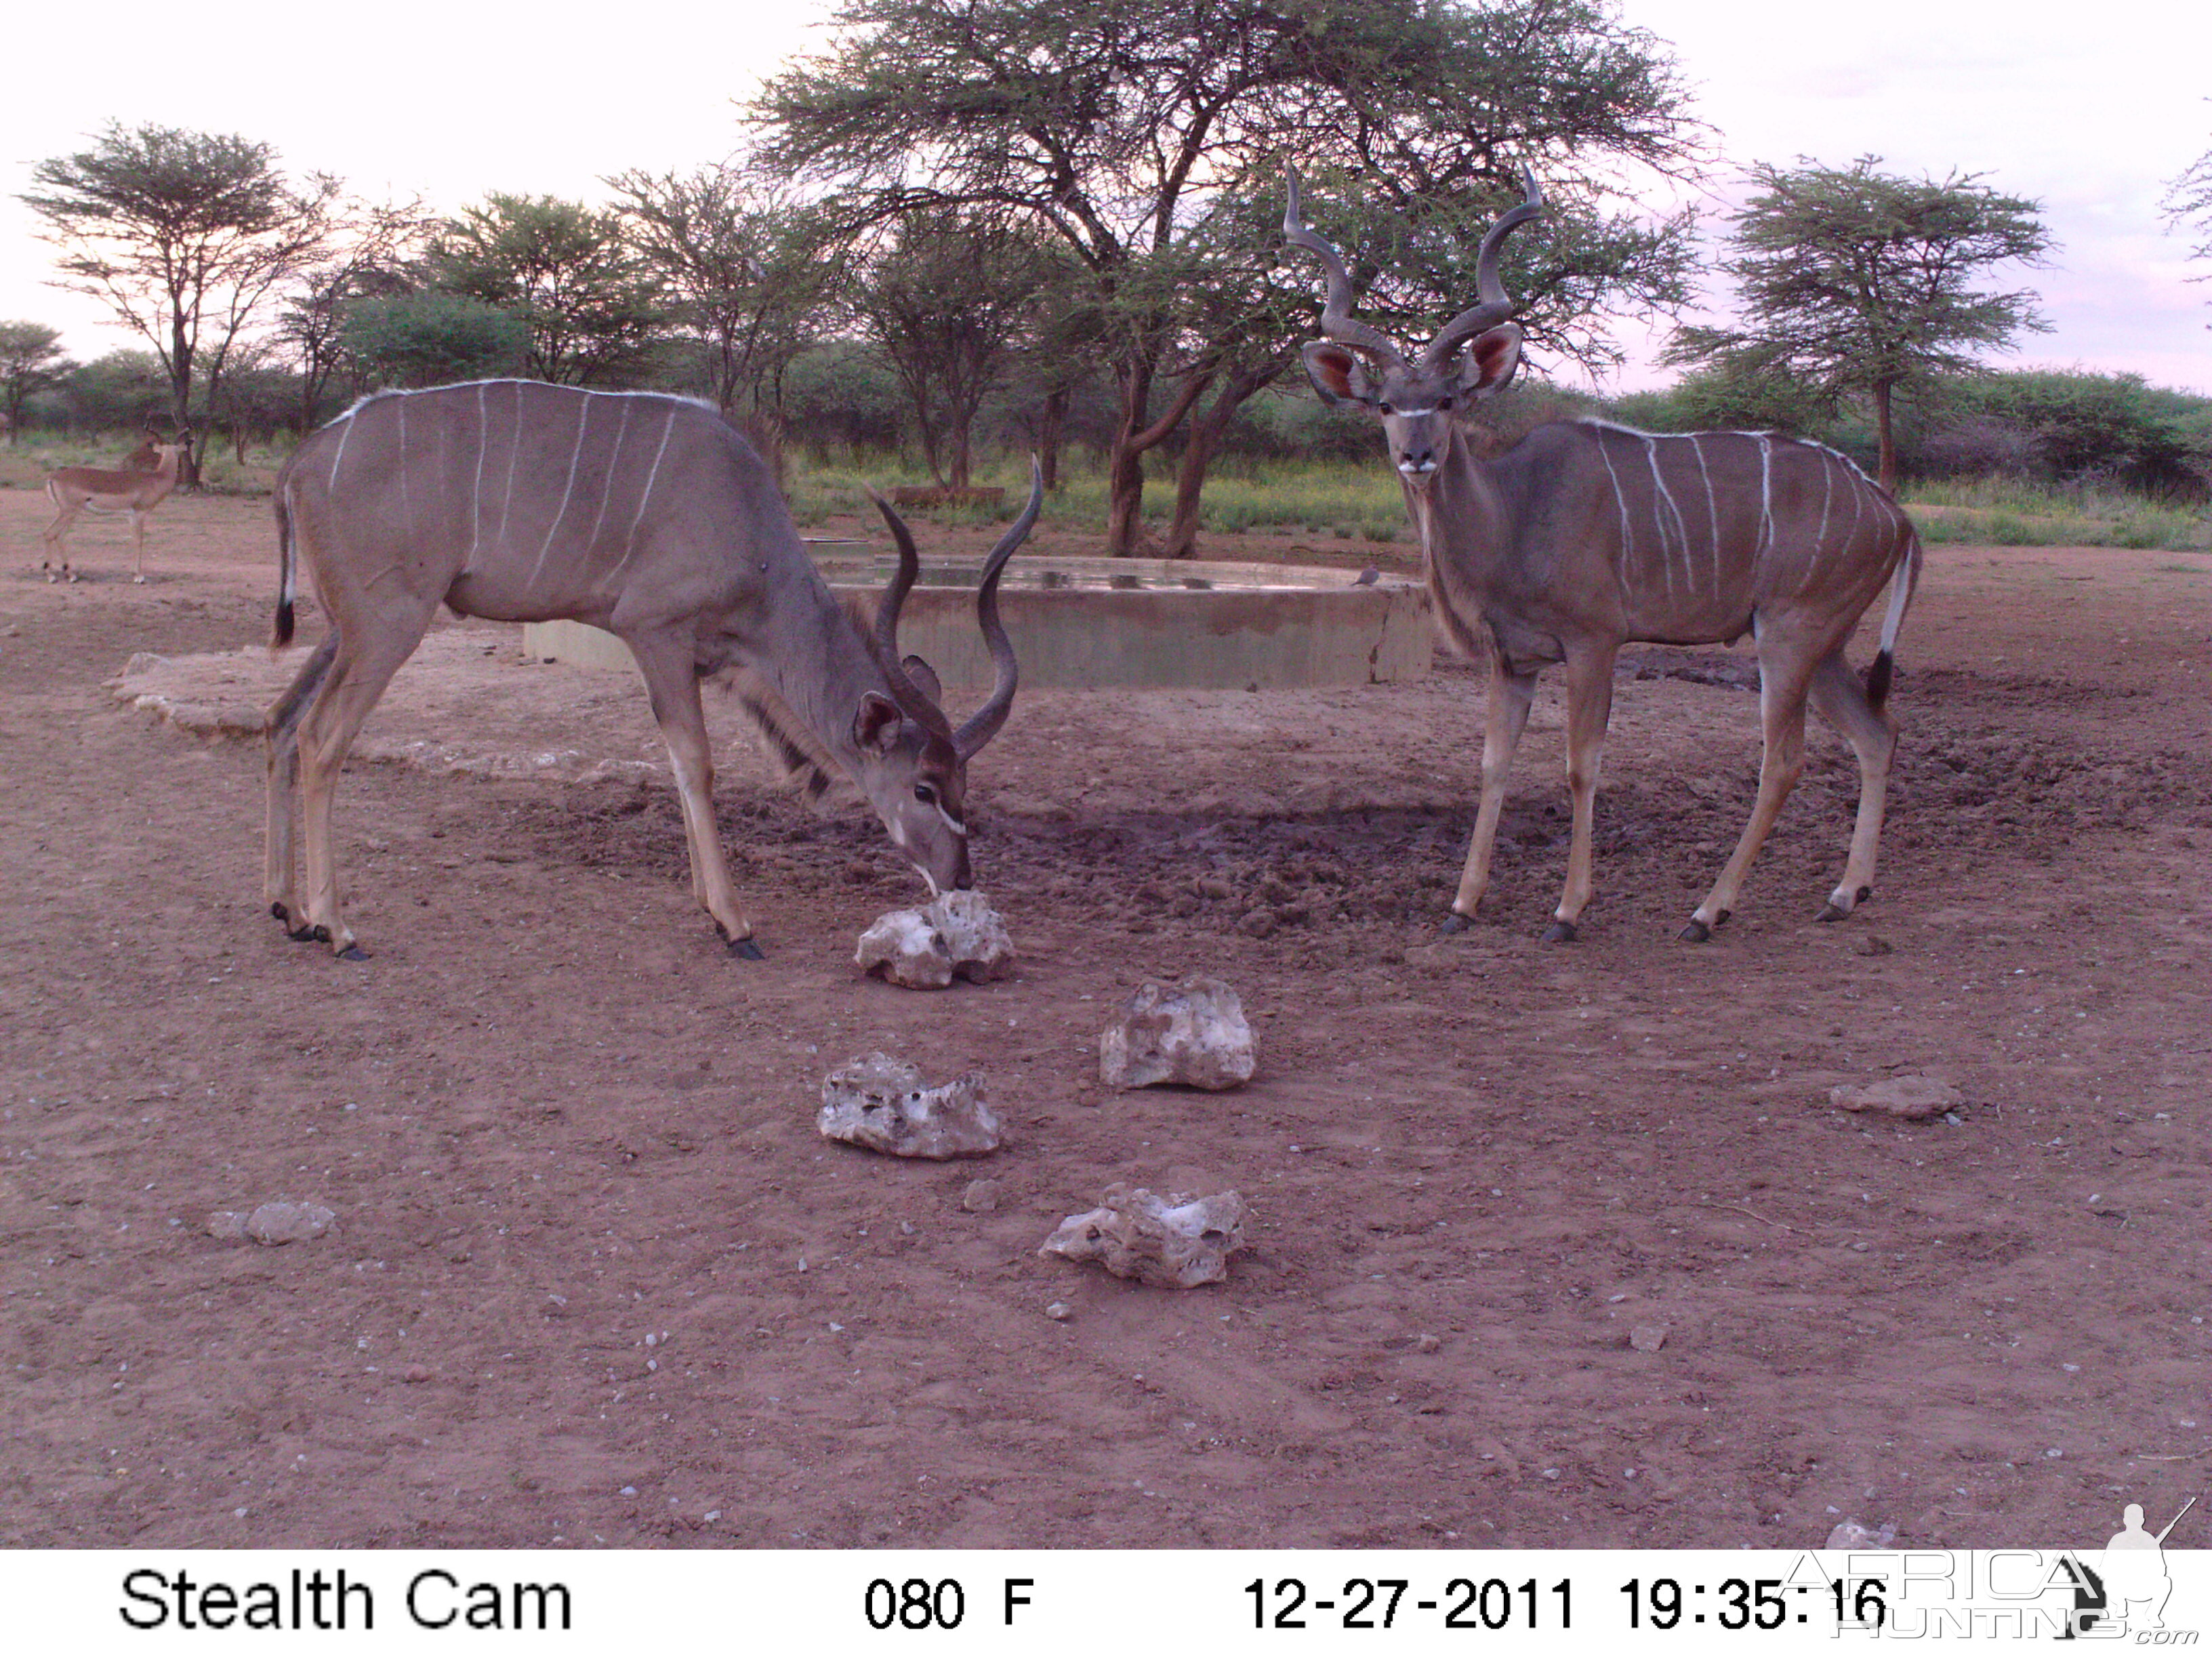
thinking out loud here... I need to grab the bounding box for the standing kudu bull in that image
[266,380,1040,960]
[1285,170,1922,941]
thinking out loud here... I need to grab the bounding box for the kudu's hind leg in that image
[626,634,759,956]
[264,632,340,934]
[1684,644,1816,941]
[1807,649,1897,920]
[1446,653,1538,929]
[295,618,432,958]
[1547,642,1620,942]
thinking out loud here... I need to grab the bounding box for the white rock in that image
[1828,1076,1963,1120]
[855,909,954,989]
[1099,976,1255,1090]
[1824,1517,1898,1549]
[817,1052,1003,1159]
[855,891,1015,989]
[249,1201,335,1244]
[930,891,1016,983]
[1039,1184,1250,1288]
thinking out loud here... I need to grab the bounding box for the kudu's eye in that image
[914,783,937,806]
[1438,395,1455,410]
[1378,401,1395,416]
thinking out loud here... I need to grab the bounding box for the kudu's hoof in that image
[337,944,370,962]
[1440,913,1473,935]
[1542,920,1578,944]
[1816,902,1848,923]
[727,936,766,961]
[287,924,319,944]
[270,901,291,924]
[310,924,332,943]
[1679,919,1712,943]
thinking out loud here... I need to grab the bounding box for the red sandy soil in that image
[1,480,2207,1550]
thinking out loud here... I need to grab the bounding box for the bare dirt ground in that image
[1,481,2207,1551]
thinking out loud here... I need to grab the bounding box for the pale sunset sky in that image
[2,0,2207,394]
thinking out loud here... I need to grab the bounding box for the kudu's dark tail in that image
[1864,529,1923,716]
[272,485,297,648]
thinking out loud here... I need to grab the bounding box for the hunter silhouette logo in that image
[2091,1497,2196,1636]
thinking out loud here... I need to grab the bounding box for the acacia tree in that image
[274,197,430,430]
[852,209,1057,487]
[427,194,665,386]
[0,322,76,443]
[2163,134,2212,319]
[607,167,838,434]
[21,123,340,480]
[754,0,1702,554]
[1664,156,2053,489]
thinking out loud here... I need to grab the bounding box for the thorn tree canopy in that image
[1663,155,2053,489]
[752,0,1704,553]
[0,321,77,442]
[426,194,667,387]
[21,123,340,476]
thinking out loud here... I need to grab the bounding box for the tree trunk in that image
[1873,378,1897,493]
[1036,386,1067,492]
[1162,365,1277,558]
[1103,355,1215,556]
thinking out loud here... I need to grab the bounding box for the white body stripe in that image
[1687,434,1720,590]
[467,382,489,562]
[1593,435,1635,581]
[581,399,635,554]
[327,411,355,489]
[611,405,680,579]
[531,394,592,583]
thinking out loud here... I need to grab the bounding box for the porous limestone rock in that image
[208,1201,336,1245]
[855,891,1015,989]
[817,1052,1003,1159]
[1098,976,1255,1090]
[1828,1075,1963,1121]
[1039,1184,1250,1288]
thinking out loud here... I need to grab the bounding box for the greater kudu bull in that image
[1286,171,1922,941]
[265,380,1040,960]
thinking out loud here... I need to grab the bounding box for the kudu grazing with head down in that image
[1286,170,1922,941]
[266,379,1040,960]
[41,432,190,584]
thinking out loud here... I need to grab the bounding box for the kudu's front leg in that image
[627,634,762,958]
[1547,644,1619,942]
[1446,652,1536,930]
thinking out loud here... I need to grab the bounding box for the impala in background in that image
[1286,169,1921,942]
[40,432,189,584]
[266,380,1039,960]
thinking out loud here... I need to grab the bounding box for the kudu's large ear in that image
[901,655,943,709]
[1303,342,1378,409]
[1452,324,1523,401]
[853,691,904,756]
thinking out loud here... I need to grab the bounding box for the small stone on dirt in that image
[1039,1184,1250,1288]
[1629,1324,1670,1353]
[960,1179,1000,1213]
[817,1052,1003,1159]
[1828,1075,1963,1120]
[209,1201,335,1245]
[855,891,1015,989]
[1099,976,1256,1091]
[1044,1301,1072,1322]
[1824,1517,1898,1549]
[1415,1332,1442,1354]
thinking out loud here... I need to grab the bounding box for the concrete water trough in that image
[523,554,1433,690]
